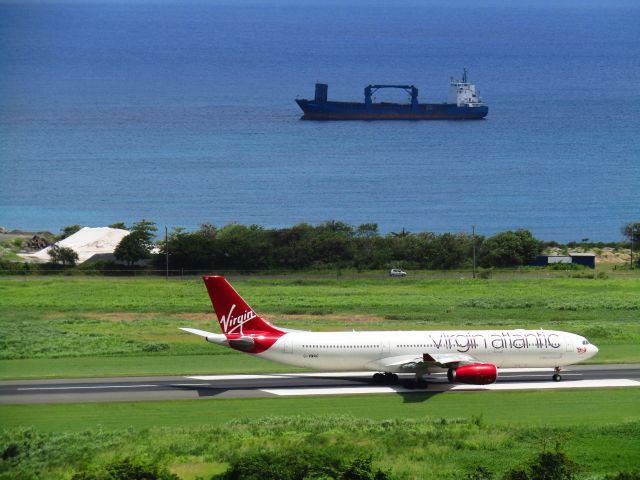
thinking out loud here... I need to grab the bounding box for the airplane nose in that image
[591,344,599,356]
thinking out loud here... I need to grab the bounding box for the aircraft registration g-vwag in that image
[180,276,599,387]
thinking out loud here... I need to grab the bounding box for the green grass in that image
[3,389,639,431]
[0,354,302,379]
[1,276,639,378]
[1,389,639,479]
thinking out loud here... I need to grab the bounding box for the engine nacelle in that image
[447,364,497,385]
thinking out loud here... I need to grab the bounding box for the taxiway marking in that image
[18,384,159,391]
[261,379,640,396]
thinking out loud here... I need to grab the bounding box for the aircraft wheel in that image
[373,373,385,384]
[552,373,562,382]
[447,368,455,383]
[385,373,399,385]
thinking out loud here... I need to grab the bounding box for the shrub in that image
[71,457,179,480]
[466,465,494,480]
[603,473,640,480]
[214,450,389,480]
[142,343,170,353]
[504,449,579,480]
[477,267,493,279]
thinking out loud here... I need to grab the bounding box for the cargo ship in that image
[295,70,488,120]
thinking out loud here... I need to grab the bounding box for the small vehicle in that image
[389,268,407,277]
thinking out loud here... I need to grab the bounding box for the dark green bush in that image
[603,473,640,480]
[71,457,179,480]
[214,450,388,480]
[503,449,579,480]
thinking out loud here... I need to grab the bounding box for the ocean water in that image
[1,0,639,242]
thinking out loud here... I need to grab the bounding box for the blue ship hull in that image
[296,99,488,120]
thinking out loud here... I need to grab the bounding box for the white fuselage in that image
[254,329,597,372]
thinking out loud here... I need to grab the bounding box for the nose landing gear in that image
[552,367,562,382]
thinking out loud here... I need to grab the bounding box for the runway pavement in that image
[1,364,639,404]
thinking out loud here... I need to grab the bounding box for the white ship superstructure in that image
[450,69,484,107]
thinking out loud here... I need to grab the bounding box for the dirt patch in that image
[75,311,384,324]
[82,312,160,321]
[175,312,216,322]
[175,312,384,323]
[266,314,385,323]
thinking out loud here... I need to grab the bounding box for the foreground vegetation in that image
[1,276,639,378]
[1,389,640,479]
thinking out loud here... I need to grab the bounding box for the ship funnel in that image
[314,83,328,103]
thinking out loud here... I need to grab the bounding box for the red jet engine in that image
[447,364,497,385]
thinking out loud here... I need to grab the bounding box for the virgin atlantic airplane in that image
[180,276,598,387]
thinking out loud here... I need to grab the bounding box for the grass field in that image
[0,276,639,378]
[1,276,640,478]
[1,389,639,479]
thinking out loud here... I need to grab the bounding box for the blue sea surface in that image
[1,0,639,241]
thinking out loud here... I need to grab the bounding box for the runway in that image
[1,364,639,404]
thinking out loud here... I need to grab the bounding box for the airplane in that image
[180,276,599,387]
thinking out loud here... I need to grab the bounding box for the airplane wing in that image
[367,352,481,373]
[421,352,478,367]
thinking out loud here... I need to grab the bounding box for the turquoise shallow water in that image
[1,0,639,241]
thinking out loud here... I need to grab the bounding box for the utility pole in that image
[472,225,477,279]
[165,226,169,280]
[632,224,636,270]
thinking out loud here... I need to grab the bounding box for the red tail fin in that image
[203,276,283,337]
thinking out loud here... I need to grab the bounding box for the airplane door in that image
[565,335,573,353]
[380,339,390,354]
[284,336,293,353]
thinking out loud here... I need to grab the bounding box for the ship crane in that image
[364,85,419,109]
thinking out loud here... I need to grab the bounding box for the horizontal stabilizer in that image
[179,327,228,346]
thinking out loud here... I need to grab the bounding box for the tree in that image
[156,228,218,270]
[215,223,272,270]
[57,224,81,240]
[356,223,379,238]
[130,219,157,244]
[422,232,475,269]
[479,229,543,268]
[199,222,217,239]
[108,222,127,230]
[48,245,79,266]
[621,222,640,243]
[114,219,157,267]
[621,222,640,268]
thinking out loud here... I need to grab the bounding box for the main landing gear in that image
[372,372,399,385]
[402,374,428,390]
[552,367,562,382]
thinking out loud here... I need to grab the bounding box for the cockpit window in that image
[582,339,589,345]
